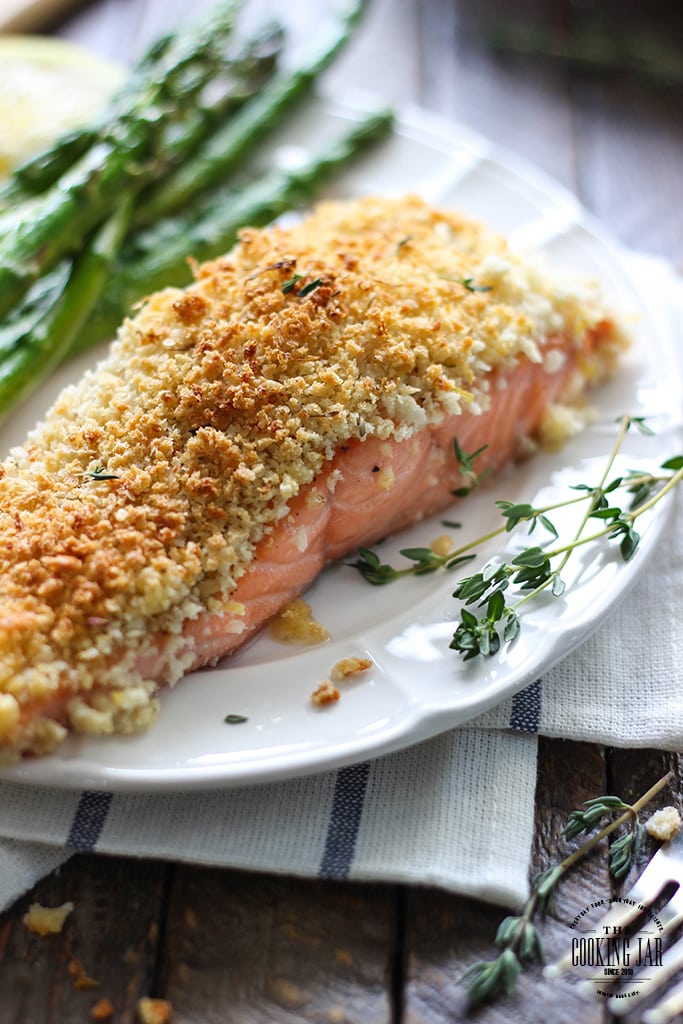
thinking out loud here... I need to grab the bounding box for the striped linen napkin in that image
[0,253,681,915]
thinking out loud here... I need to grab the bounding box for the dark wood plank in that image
[402,739,609,1023]
[157,867,397,1023]
[607,747,683,893]
[0,853,168,1024]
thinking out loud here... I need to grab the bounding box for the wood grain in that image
[157,868,396,1023]
[0,1,681,1021]
[402,740,610,1023]
[0,854,168,1024]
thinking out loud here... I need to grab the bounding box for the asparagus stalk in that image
[0,2,242,319]
[0,20,283,212]
[136,0,367,225]
[0,5,244,211]
[69,108,393,357]
[0,263,69,360]
[0,199,132,426]
[139,22,285,178]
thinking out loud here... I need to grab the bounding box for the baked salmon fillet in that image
[0,195,627,760]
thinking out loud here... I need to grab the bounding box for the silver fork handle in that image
[642,976,683,1024]
[609,931,683,1017]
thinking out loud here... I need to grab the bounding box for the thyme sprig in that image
[350,544,475,585]
[564,794,644,878]
[462,772,672,1006]
[348,415,683,659]
[452,438,492,497]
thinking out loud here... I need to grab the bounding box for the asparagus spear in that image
[0,19,283,212]
[136,0,367,225]
[0,2,242,319]
[0,199,132,426]
[68,109,393,357]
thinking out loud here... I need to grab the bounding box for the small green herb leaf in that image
[458,276,492,293]
[281,273,303,293]
[625,415,655,436]
[86,465,120,481]
[298,277,323,297]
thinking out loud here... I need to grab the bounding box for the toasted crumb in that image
[22,900,73,936]
[330,656,373,682]
[0,692,19,739]
[311,681,340,706]
[68,955,99,989]
[269,598,329,644]
[137,997,173,1024]
[267,977,304,1008]
[91,997,115,1021]
[646,806,682,842]
[537,401,593,451]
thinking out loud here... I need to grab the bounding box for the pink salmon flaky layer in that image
[0,195,627,759]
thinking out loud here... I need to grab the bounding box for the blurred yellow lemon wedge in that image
[0,35,123,178]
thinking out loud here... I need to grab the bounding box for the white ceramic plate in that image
[1,96,680,791]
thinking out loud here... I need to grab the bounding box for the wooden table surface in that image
[1,1,682,1021]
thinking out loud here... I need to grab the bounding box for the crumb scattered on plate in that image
[330,656,373,682]
[311,681,340,706]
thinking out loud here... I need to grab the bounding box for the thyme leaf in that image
[298,277,323,297]
[85,465,120,481]
[452,438,491,497]
[348,545,475,585]
[282,274,324,298]
[281,273,303,293]
[458,276,492,293]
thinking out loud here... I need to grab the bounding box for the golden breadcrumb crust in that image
[0,195,627,758]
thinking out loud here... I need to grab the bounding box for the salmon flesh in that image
[0,195,627,759]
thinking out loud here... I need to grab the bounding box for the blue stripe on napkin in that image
[319,762,370,879]
[66,791,113,851]
[510,679,542,733]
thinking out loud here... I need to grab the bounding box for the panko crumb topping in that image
[0,195,627,758]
